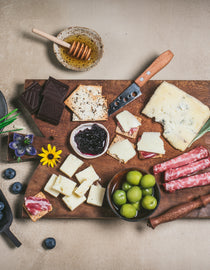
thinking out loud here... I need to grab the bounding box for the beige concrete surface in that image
[0,0,210,269]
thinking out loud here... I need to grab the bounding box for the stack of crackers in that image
[64,85,108,121]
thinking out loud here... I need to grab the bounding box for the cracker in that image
[23,192,52,222]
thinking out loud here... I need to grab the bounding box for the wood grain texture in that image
[11,79,209,219]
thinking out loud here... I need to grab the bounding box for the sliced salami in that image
[153,146,209,174]
[164,157,210,182]
[163,172,210,192]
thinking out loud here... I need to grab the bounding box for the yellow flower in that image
[38,144,62,168]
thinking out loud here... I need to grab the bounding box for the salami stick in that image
[163,172,210,192]
[148,193,210,229]
[153,146,209,174]
[164,157,210,182]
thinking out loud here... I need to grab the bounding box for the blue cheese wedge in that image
[52,175,76,196]
[137,132,165,154]
[60,154,84,178]
[44,174,60,197]
[75,165,100,184]
[87,184,105,207]
[107,135,136,163]
[62,194,86,211]
[142,81,210,151]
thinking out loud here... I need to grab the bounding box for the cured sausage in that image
[164,157,210,182]
[153,146,209,174]
[163,172,210,192]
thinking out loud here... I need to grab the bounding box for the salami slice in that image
[163,172,210,192]
[164,157,210,182]
[153,146,209,174]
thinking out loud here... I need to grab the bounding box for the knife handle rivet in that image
[140,77,144,81]
[146,71,151,75]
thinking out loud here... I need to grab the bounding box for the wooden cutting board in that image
[11,79,210,219]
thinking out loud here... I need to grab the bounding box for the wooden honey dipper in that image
[32,28,91,60]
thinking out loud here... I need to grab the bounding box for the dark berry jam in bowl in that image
[70,123,110,159]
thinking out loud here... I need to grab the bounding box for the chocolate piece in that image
[19,82,42,113]
[42,77,69,103]
[37,96,64,125]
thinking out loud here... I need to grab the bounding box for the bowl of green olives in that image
[106,168,160,222]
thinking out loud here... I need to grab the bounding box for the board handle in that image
[32,28,70,49]
[4,227,22,247]
[148,193,210,229]
[134,50,174,88]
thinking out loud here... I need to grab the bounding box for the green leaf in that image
[189,118,210,147]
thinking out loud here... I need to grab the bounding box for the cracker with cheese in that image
[64,85,108,121]
[116,110,141,139]
[107,135,136,163]
[142,81,210,151]
[137,132,165,159]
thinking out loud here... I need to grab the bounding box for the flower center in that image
[48,154,54,160]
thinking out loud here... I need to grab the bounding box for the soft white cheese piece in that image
[116,110,141,132]
[44,174,60,197]
[137,132,165,154]
[62,194,86,211]
[108,139,136,163]
[60,154,84,178]
[142,81,210,151]
[52,175,76,196]
[87,184,105,207]
[74,179,93,197]
[75,165,100,184]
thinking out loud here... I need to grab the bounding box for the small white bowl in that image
[70,123,110,159]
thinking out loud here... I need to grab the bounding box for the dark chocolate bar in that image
[37,96,65,125]
[42,76,69,103]
[19,82,42,114]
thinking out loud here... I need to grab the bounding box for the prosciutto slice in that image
[153,146,209,174]
[25,196,52,216]
[164,157,210,182]
[163,172,210,192]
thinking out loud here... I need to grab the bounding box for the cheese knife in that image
[108,50,174,115]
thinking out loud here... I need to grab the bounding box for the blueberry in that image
[3,168,16,179]
[44,237,56,249]
[11,182,23,194]
[0,211,4,221]
[0,201,5,211]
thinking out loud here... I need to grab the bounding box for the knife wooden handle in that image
[135,50,174,88]
[148,193,210,229]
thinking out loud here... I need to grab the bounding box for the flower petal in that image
[25,145,37,156]
[41,147,48,154]
[9,141,20,150]
[47,144,52,152]
[15,147,26,157]
[38,153,47,158]
[43,160,49,166]
[13,133,24,142]
[40,157,46,163]
[52,146,56,153]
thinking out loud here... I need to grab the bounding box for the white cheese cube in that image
[52,175,76,196]
[75,165,100,184]
[62,194,86,211]
[44,174,60,197]
[87,184,106,207]
[137,132,165,154]
[60,154,84,178]
[74,179,93,197]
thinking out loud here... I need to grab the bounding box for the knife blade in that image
[108,50,174,116]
